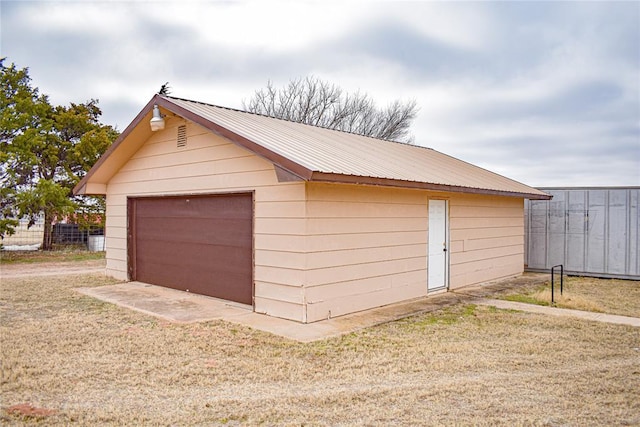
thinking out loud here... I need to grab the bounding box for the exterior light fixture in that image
[150,105,165,131]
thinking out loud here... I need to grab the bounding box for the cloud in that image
[1,1,638,186]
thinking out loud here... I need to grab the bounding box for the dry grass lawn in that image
[1,250,105,265]
[1,273,639,426]
[501,276,640,318]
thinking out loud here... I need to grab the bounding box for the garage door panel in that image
[136,241,252,275]
[136,218,251,246]
[136,260,188,289]
[130,193,253,305]
[136,261,252,304]
[185,269,251,302]
[136,197,252,220]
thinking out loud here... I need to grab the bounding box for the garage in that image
[75,94,550,323]
[127,193,253,305]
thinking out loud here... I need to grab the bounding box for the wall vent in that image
[177,125,187,148]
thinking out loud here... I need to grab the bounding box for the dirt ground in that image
[1,270,639,426]
[1,259,106,278]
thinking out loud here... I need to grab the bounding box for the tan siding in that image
[107,248,127,264]
[254,265,305,287]
[306,231,425,252]
[307,257,425,287]
[107,170,277,195]
[110,156,270,183]
[307,217,426,235]
[255,282,304,304]
[104,197,127,279]
[255,234,306,252]
[254,184,305,202]
[254,250,305,270]
[255,218,306,235]
[450,216,523,229]
[255,201,307,218]
[463,235,523,251]
[105,223,126,239]
[84,183,106,193]
[451,244,523,264]
[306,281,424,321]
[451,254,523,287]
[105,196,127,219]
[107,237,126,250]
[106,259,127,280]
[304,183,428,322]
[307,200,427,218]
[104,212,126,227]
[451,226,522,240]
[105,121,307,322]
[306,244,425,270]
[305,275,394,302]
[253,296,305,321]
[306,183,426,204]
[450,205,524,218]
[448,195,525,289]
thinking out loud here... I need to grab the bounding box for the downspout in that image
[302,181,309,324]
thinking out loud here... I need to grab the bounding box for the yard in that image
[1,267,639,425]
[499,275,640,318]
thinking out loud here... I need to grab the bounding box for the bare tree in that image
[243,76,418,143]
[158,82,171,95]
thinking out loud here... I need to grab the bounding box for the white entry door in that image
[428,199,449,291]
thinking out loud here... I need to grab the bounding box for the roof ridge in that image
[162,94,429,150]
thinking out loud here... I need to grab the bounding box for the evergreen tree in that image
[0,59,118,249]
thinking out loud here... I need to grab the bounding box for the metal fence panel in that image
[630,190,640,276]
[587,189,606,273]
[548,192,566,267]
[527,199,548,268]
[1,221,105,252]
[608,190,628,274]
[525,187,640,280]
[566,189,586,272]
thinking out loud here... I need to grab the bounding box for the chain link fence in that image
[1,218,105,251]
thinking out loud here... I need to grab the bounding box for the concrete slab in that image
[77,281,477,342]
[475,299,640,327]
[77,282,253,323]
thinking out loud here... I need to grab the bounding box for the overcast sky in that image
[2,1,639,187]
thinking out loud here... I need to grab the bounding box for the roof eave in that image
[309,172,553,199]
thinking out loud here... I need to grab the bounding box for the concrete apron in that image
[474,298,640,327]
[77,281,472,342]
[77,274,638,342]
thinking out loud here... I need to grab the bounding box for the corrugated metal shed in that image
[525,187,640,280]
[75,94,550,200]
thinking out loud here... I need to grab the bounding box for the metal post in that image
[551,265,563,304]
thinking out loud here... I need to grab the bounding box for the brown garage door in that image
[128,193,253,305]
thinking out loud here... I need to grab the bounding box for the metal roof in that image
[74,94,551,199]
